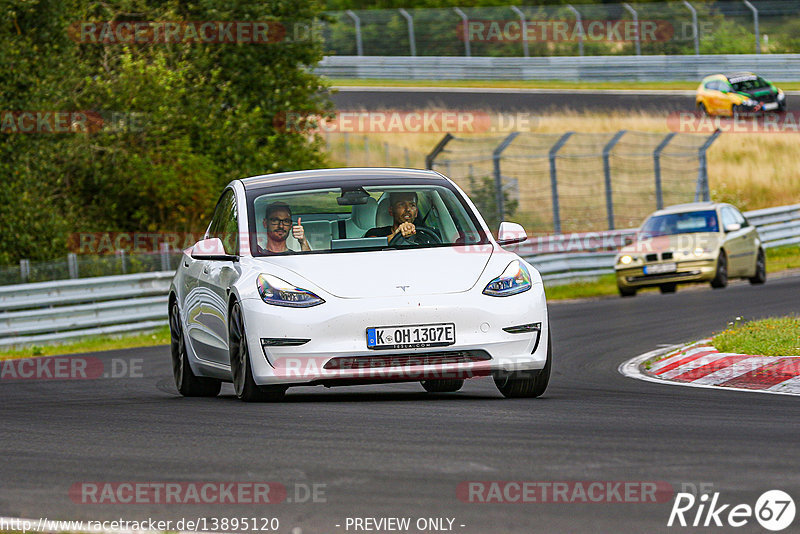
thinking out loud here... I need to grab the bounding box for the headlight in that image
[619,255,633,265]
[778,91,786,101]
[693,247,705,256]
[483,260,531,297]
[256,274,325,308]
[742,98,757,107]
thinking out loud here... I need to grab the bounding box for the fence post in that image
[602,130,627,230]
[425,133,454,169]
[398,8,416,56]
[67,253,79,279]
[453,7,471,57]
[404,147,410,168]
[682,0,699,55]
[20,259,30,283]
[493,132,520,225]
[345,10,364,56]
[510,6,529,58]
[743,0,760,54]
[117,249,128,274]
[549,132,574,234]
[160,243,171,271]
[622,3,640,56]
[363,135,369,165]
[653,132,676,210]
[695,129,721,202]
[344,132,350,165]
[566,5,584,56]
[384,142,390,166]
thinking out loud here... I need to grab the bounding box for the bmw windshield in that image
[246,183,489,256]
[639,210,719,239]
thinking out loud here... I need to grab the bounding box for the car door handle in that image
[203,265,210,274]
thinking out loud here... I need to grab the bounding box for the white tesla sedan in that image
[169,168,551,401]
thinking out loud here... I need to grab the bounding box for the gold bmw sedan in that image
[614,202,766,297]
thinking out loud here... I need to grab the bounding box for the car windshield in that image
[247,183,489,256]
[639,210,719,239]
[730,76,770,92]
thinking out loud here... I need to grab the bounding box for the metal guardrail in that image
[0,204,798,349]
[0,272,172,350]
[317,54,800,82]
[522,204,800,283]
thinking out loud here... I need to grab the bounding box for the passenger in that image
[259,202,311,254]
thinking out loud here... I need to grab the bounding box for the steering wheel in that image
[388,226,442,247]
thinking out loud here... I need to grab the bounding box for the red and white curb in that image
[619,341,800,396]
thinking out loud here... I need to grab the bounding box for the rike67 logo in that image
[668,490,795,531]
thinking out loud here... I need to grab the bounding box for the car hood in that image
[255,245,495,298]
[620,232,722,255]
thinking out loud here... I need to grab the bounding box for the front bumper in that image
[615,258,717,289]
[239,286,549,386]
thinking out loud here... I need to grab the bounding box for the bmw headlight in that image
[257,274,325,308]
[483,260,531,297]
[619,254,634,265]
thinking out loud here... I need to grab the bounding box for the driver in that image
[364,192,420,241]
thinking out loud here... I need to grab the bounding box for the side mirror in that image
[724,223,741,233]
[497,222,527,246]
[191,238,238,261]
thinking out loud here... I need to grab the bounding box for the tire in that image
[494,332,551,399]
[710,251,728,289]
[749,249,766,285]
[420,379,464,393]
[169,300,221,397]
[618,284,636,297]
[229,301,286,402]
[698,102,709,116]
[659,283,677,294]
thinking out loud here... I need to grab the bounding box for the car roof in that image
[239,168,448,191]
[651,202,726,216]
[723,72,758,81]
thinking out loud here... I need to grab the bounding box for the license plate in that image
[763,102,778,111]
[644,262,677,275]
[367,323,455,350]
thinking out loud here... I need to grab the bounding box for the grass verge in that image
[712,316,800,356]
[328,78,800,92]
[0,325,170,361]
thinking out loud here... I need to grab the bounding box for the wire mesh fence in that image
[322,1,800,57]
[428,130,720,235]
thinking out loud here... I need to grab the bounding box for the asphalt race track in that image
[2,275,799,533]
[331,87,697,114]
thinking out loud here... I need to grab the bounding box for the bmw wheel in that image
[749,249,766,285]
[169,301,221,397]
[710,251,728,289]
[229,301,286,402]
[493,332,551,398]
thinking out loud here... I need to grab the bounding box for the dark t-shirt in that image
[256,244,294,255]
[363,226,393,238]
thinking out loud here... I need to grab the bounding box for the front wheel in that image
[229,301,286,402]
[749,249,766,285]
[494,332,551,398]
[710,251,728,289]
[169,301,221,397]
[618,284,636,297]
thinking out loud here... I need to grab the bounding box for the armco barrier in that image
[0,204,798,348]
[317,54,800,82]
